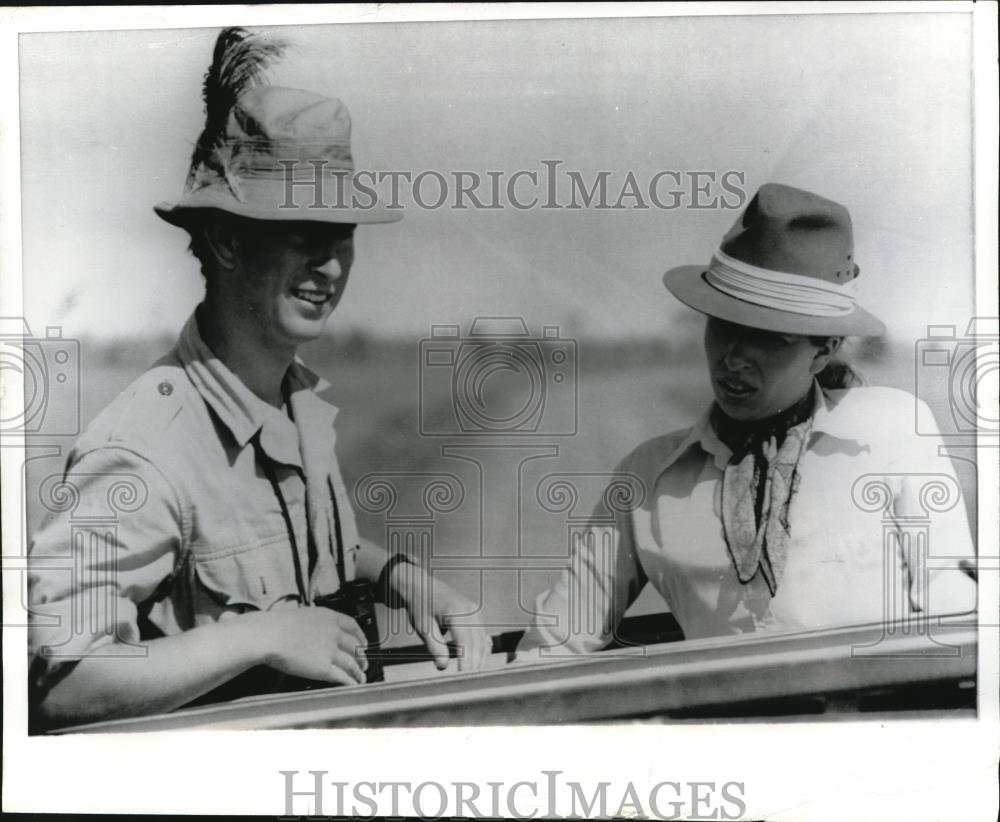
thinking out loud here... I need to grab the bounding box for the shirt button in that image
[157,381,173,396]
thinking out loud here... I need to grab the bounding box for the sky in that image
[15,12,977,345]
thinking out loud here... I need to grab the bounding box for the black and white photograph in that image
[2,4,997,819]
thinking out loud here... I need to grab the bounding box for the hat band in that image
[705,250,858,318]
[230,143,355,176]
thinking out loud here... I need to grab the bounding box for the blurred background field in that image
[21,317,979,648]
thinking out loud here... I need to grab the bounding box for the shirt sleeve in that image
[353,537,390,584]
[519,485,649,657]
[887,398,977,618]
[28,445,185,697]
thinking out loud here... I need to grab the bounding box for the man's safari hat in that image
[155,27,400,229]
[663,183,884,336]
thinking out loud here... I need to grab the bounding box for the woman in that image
[521,183,976,653]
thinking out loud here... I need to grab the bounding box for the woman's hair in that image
[809,335,866,389]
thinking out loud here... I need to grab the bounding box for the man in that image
[28,27,489,728]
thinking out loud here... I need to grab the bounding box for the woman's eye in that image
[283,231,309,250]
[286,224,320,245]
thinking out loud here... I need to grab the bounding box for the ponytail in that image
[809,336,867,390]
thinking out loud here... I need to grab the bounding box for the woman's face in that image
[703,317,836,420]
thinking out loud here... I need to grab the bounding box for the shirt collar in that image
[652,379,870,477]
[808,381,871,444]
[175,309,338,466]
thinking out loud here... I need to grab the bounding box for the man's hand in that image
[255,607,369,686]
[389,563,491,672]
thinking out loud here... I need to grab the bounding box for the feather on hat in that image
[155,27,400,227]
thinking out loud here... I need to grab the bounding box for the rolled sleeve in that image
[28,445,185,695]
[521,498,648,657]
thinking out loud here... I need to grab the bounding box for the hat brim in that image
[154,182,403,229]
[663,265,886,337]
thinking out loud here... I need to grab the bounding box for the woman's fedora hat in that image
[155,28,400,229]
[663,183,885,336]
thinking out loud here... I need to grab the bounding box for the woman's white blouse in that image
[521,385,978,653]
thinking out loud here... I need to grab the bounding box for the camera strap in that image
[328,476,348,586]
[255,433,311,605]
[251,435,351,602]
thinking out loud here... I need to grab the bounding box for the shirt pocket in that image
[192,534,302,611]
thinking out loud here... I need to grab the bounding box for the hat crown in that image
[719,183,858,285]
[229,86,353,149]
[218,86,355,178]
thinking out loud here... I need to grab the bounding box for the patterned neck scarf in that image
[713,387,816,596]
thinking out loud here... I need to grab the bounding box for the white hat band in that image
[705,249,858,317]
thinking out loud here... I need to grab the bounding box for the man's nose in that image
[315,255,343,281]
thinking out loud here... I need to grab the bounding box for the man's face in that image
[703,317,829,421]
[226,220,356,348]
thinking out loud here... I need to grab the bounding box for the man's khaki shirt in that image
[28,310,380,696]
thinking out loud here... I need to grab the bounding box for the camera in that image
[419,317,578,436]
[0,318,80,437]
[314,581,384,683]
[234,582,385,697]
[914,318,999,438]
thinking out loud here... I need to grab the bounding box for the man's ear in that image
[202,217,242,271]
[809,336,843,374]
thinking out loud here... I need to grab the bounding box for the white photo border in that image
[2,3,997,819]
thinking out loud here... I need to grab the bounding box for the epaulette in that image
[79,360,188,452]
